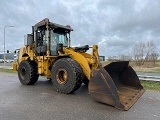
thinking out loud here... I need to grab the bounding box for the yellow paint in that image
[63,48,91,79]
[14,42,100,80]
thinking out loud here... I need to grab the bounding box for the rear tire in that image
[18,60,39,85]
[51,58,83,94]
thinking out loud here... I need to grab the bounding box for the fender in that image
[63,48,91,80]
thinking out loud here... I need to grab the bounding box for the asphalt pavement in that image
[0,72,160,120]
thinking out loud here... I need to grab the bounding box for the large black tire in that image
[51,58,83,94]
[18,60,39,85]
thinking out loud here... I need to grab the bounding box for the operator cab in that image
[32,18,73,56]
[25,18,89,56]
[50,27,70,55]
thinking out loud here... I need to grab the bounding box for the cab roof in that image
[34,18,73,31]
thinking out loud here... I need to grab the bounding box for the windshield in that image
[50,30,68,47]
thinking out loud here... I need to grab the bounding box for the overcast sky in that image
[0,0,160,58]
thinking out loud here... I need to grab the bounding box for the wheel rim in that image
[20,67,26,79]
[56,69,68,84]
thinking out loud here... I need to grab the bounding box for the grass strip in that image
[0,68,17,73]
[140,80,160,91]
[135,69,160,73]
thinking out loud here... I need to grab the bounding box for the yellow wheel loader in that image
[12,18,144,110]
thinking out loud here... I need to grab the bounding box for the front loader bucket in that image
[89,61,145,110]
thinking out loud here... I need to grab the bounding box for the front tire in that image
[51,58,83,94]
[18,60,39,85]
